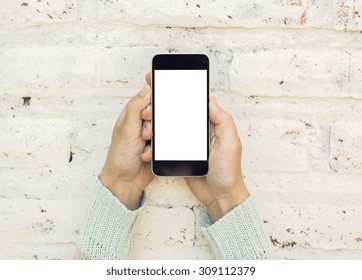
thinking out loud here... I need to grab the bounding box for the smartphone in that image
[152,54,209,176]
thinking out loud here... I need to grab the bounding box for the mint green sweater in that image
[77,179,272,260]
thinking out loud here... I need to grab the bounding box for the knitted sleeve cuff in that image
[200,195,273,260]
[77,178,144,260]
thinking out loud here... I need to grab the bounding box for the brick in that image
[0,119,115,200]
[277,247,362,260]
[244,171,362,205]
[222,94,362,122]
[0,24,167,48]
[0,0,76,27]
[334,0,362,30]
[69,119,114,173]
[0,199,87,243]
[66,119,114,198]
[134,205,194,246]
[0,47,159,98]
[77,0,97,22]
[0,168,100,200]
[330,122,362,174]
[145,177,201,208]
[256,200,362,251]
[0,168,70,199]
[229,49,362,99]
[0,93,131,121]
[236,119,326,172]
[0,119,71,169]
[98,0,333,29]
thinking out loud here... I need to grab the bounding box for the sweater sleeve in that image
[200,195,273,260]
[76,178,143,260]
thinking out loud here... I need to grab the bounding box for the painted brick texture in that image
[0,0,362,260]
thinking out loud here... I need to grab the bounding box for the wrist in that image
[99,172,143,211]
[206,181,249,223]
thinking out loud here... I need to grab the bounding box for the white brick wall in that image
[0,0,361,259]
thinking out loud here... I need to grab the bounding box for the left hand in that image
[185,97,249,223]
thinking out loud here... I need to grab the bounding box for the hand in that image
[186,97,250,223]
[99,73,154,210]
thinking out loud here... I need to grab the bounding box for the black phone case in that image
[151,54,209,176]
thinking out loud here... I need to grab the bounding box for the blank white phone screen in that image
[154,70,207,161]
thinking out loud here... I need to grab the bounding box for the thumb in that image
[209,96,236,139]
[123,84,151,128]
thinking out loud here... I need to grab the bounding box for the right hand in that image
[186,97,250,223]
[99,73,154,210]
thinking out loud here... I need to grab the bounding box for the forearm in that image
[76,178,144,260]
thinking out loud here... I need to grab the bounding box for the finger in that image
[210,122,216,139]
[209,122,216,148]
[141,120,152,140]
[141,145,152,162]
[123,83,151,128]
[141,104,152,121]
[209,96,238,141]
[145,72,151,86]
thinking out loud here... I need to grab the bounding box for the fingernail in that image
[139,84,150,97]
